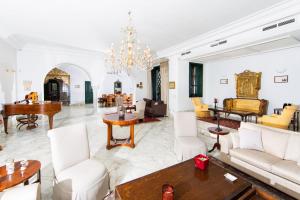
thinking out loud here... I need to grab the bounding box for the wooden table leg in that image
[208,134,220,153]
[3,116,8,134]
[106,124,112,150]
[48,115,54,129]
[130,124,135,148]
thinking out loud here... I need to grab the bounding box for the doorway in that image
[44,79,61,101]
[85,81,93,104]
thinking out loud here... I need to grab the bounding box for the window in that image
[189,62,203,97]
[151,66,161,101]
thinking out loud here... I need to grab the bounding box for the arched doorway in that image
[44,63,93,105]
[44,68,70,105]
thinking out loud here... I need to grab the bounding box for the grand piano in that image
[1,101,62,134]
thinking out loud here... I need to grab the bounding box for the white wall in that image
[16,45,148,104]
[100,73,134,95]
[16,46,105,105]
[168,55,194,115]
[58,65,90,105]
[0,38,17,104]
[203,47,300,114]
[100,70,148,102]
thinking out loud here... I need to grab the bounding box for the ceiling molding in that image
[21,43,105,57]
[157,0,300,58]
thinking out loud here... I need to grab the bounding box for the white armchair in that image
[48,123,110,200]
[174,112,207,161]
[134,100,146,120]
[0,183,40,200]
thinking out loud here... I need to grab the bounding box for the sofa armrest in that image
[219,134,233,154]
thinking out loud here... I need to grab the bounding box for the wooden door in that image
[85,81,93,104]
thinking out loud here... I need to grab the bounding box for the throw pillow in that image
[284,134,300,162]
[239,128,263,151]
[262,128,289,159]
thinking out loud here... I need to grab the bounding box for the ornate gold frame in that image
[235,70,261,99]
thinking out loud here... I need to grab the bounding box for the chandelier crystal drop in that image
[105,11,153,75]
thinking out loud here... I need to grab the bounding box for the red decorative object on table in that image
[162,184,174,200]
[194,154,209,170]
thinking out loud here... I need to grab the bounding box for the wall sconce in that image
[136,82,143,89]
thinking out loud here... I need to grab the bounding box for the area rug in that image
[198,117,240,130]
[139,117,161,124]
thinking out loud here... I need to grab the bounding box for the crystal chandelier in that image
[105,12,153,74]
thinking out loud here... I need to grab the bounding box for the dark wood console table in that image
[209,107,255,122]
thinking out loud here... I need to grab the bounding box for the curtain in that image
[147,69,152,99]
[160,61,169,114]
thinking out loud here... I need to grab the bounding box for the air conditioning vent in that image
[262,18,296,32]
[262,24,277,31]
[210,40,227,48]
[278,18,295,27]
[181,51,191,56]
[219,40,227,45]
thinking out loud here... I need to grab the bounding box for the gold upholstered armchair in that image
[258,105,298,129]
[191,97,210,118]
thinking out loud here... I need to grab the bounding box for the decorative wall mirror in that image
[235,70,261,99]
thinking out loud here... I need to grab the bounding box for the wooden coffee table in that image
[115,158,251,200]
[103,113,138,150]
[0,160,41,191]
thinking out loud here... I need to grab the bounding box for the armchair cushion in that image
[48,124,90,175]
[54,159,109,199]
[1,183,40,200]
[174,112,197,137]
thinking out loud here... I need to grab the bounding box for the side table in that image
[208,127,230,152]
[0,160,41,191]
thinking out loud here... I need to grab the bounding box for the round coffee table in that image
[0,160,41,192]
[208,127,230,153]
[103,113,138,150]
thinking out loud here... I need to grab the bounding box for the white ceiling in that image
[0,0,285,52]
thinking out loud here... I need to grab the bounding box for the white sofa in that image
[220,122,300,198]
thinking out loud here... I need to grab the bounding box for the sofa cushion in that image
[272,160,300,185]
[230,148,281,171]
[239,128,263,151]
[233,99,261,113]
[239,122,262,132]
[284,134,300,162]
[261,128,289,159]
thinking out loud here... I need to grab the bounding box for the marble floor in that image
[0,105,217,199]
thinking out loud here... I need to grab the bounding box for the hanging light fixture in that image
[105,11,153,74]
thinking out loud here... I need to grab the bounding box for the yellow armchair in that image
[258,105,297,129]
[191,97,210,118]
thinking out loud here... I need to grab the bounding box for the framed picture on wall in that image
[169,81,175,89]
[274,75,288,83]
[220,79,228,84]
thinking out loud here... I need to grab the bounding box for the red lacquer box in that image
[194,154,209,170]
